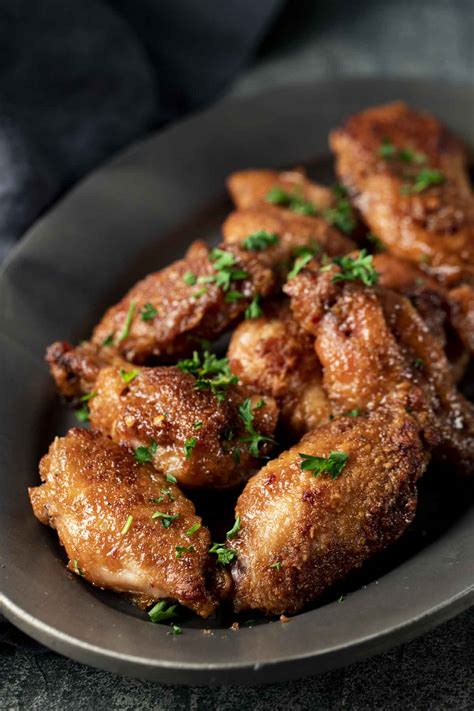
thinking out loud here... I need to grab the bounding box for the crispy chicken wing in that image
[227,169,335,212]
[285,258,474,472]
[222,205,355,277]
[229,408,428,615]
[89,366,277,489]
[29,428,216,617]
[227,303,330,438]
[330,102,474,285]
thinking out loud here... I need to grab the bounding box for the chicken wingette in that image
[29,428,217,617]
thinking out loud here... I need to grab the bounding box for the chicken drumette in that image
[29,428,216,617]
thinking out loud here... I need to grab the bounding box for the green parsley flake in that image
[191,287,208,299]
[300,451,349,479]
[345,409,360,417]
[75,403,91,423]
[209,542,237,566]
[193,420,203,430]
[401,168,445,195]
[225,290,244,303]
[140,303,158,321]
[177,350,238,401]
[270,561,281,572]
[175,545,195,559]
[322,184,357,234]
[73,559,84,576]
[238,398,274,457]
[413,358,425,370]
[266,186,317,216]
[378,138,427,165]
[323,249,379,286]
[242,231,279,251]
[116,301,136,344]
[148,600,177,623]
[183,271,198,286]
[151,511,180,529]
[102,333,115,347]
[186,522,201,537]
[199,248,248,292]
[245,294,263,319]
[121,515,133,536]
[366,232,386,253]
[169,624,182,636]
[134,440,158,464]
[287,247,316,279]
[166,473,178,484]
[226,516,241,540]
[184,437,197,459]
[120,368,139,384]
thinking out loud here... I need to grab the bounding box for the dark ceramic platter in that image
[0,79,473,685]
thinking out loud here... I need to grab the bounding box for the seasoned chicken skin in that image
[89,366,278,488]
[227,303,330,438]
[222,205,355,277]
[330,102,474,285]
[29,428,216,617]
[227,169,335,212]
[230,408,428,615]
[285,258,474,472]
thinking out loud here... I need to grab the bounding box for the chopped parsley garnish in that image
[177,350,238,401]
[169,624,182,635]
[121,515,133,535]
[151,511,180,529]
[322,184,357,234]
[120,368,139,384]
[191,287,208,299]
[175,544,195,559]
[401,168,445,195]
[242,230,279,251]
[150,488,175,505]
[166,473,178,484]
[366,232,386,253]
[186,522,201,537]
[323,249,379,287]
[225,290,244,303]
[183,271,197,286]
[378,138,426,165]
[116,301,136,343]
[134,440,158,463]
[245,294,263,319]
[198,248,248,292]
[74,391,97,422]
[226,517,241,540]
[413,358,425,370]
[102,333,115,347]
[209,542,237,566]
[184,437,197,459]
[345,409,360,417]
[299,451,349,479]
[266,186,317,216]
[270,561,281,572]
[73,559,84,576]
[148,600,178,624]
[140,303,158,321]
[287,246,317,279]
[193,420,203,430]
[238,398,274,457]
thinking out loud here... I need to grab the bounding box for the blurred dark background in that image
[0,0,471,260]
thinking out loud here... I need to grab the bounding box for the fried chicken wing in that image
[330,102,474,285]
[89,365,277,489]
[222,205,355,277]
[29,428,216,617]
[285,258,474,472]
[227,169,335,212]
[229,407,428,615]
[227,303,330,438]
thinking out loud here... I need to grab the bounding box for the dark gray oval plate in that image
[0,78,473,686]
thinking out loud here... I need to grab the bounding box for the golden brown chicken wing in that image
[227,169,335,212]
[229,407,428,615]
[89,365,278,489]
[227,303,330,438]
[330,102,474,285]
[29,428,216,617]
[285,256,474,472]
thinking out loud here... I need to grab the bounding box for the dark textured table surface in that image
[1,1,473,708]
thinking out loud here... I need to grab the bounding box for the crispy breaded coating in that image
[449,284,474,354]
[89,366,278,488]
[330,102,474,285]
[90,240,275,363]
[227,303,330,438]
[229,408,428,615]
[222,205,355,276]
[227,169,335,211]
[285,259,474,472]
[29,428,216,617]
